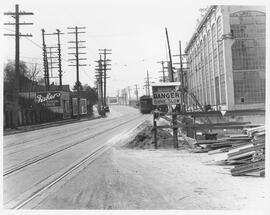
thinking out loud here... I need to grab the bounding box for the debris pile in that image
[126,126,174,149]
[194,125,265,177]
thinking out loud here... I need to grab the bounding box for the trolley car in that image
[139,95,153,114]
[139,95,168,114]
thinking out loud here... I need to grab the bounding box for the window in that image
[230,10,265,104]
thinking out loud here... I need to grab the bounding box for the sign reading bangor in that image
[35,92,61,107]
[152,82,181,105]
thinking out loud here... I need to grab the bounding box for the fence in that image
[4,109,63,129]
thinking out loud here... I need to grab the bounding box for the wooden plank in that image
[177,109,265,117]
[231,160,265,176]
[228,144,265,158]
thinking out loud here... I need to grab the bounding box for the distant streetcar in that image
[139,96,153,114]
[139,95,168,114]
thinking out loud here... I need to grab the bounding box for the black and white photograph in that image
[1,0,268,213]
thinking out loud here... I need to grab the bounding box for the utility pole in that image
[95,55,104,116]
[165,27,174,82]
[4,4,34,128]
[165,27,178,148]
[147,70,150,96]
[43,29,64,88]
[128,86,131,105]
[173,40,188,112]
[144,70,150,96]
[56,29,63,87]
[157,61,166,82]
[134,84,139,102]
[41,29,49,90]
[67,26,87,119]
[99,49,112,107]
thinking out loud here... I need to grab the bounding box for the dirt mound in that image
[125,125,174,149]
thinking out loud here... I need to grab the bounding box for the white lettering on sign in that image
[36,92,61,103]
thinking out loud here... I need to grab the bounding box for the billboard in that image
[152,82,181,105]
[35,92,61,107]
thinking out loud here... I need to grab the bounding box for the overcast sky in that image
[2,0,266,98]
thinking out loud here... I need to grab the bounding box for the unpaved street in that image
[32,146,266,210]
[3,106,150,209]
[3,106,266,210]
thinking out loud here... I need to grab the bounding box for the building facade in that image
[185,5,266,110]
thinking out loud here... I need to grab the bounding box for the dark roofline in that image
[184,5,217,53]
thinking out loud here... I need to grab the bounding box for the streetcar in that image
[139,95,153,114]
[139,95,168,115]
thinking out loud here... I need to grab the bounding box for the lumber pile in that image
[194,125,265,177]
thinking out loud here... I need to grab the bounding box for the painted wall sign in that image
[152,82,181,105]
[35,92,61,107]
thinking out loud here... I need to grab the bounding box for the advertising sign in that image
[35,92,61,107]
[152,82,181,105]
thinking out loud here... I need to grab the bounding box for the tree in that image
[4,60,43,92]
[82,84,98,105]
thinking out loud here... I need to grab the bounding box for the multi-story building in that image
[184,5,266,110]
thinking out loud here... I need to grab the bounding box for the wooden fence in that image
[4,109,63,129]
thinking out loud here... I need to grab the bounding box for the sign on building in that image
[152,82,181,105]
[35,92,61,107]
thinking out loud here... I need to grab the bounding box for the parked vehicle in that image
[104,106,110,112]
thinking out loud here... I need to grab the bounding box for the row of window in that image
[187,16,225,107]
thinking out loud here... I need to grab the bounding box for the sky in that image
[2,0,266,98]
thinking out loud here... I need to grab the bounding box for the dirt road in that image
[33,146,266,210]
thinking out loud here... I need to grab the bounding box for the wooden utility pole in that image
[165,28,174,82]
[41,29,49,90]
[128,86,131,105]
[157,61,166,82]
[67,26,87,119]
[99,49,112,107]
[134,84,139,102]
[173,40,188,112]
[56,29,63,87]
[4,4,33,128]
[43,29,64,87]
[165,27,178,148]
[95,56,104,116]
[144,70,150,96]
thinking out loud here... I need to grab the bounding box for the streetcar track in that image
[4,114,138,156]
[3,114,146,177]
[4,113,138,149]
[4,116,149,209]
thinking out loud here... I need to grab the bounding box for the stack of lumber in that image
[195,125,265,177]
[229,126,265,176]
[194,134,251,153]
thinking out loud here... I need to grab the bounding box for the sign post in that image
[152,82,181,148]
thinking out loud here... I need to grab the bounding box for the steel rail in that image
[4,113,138,149]
[5,116,149,209]
[3,114,143,176]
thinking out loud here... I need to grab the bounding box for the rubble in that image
[125,125,174,149]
